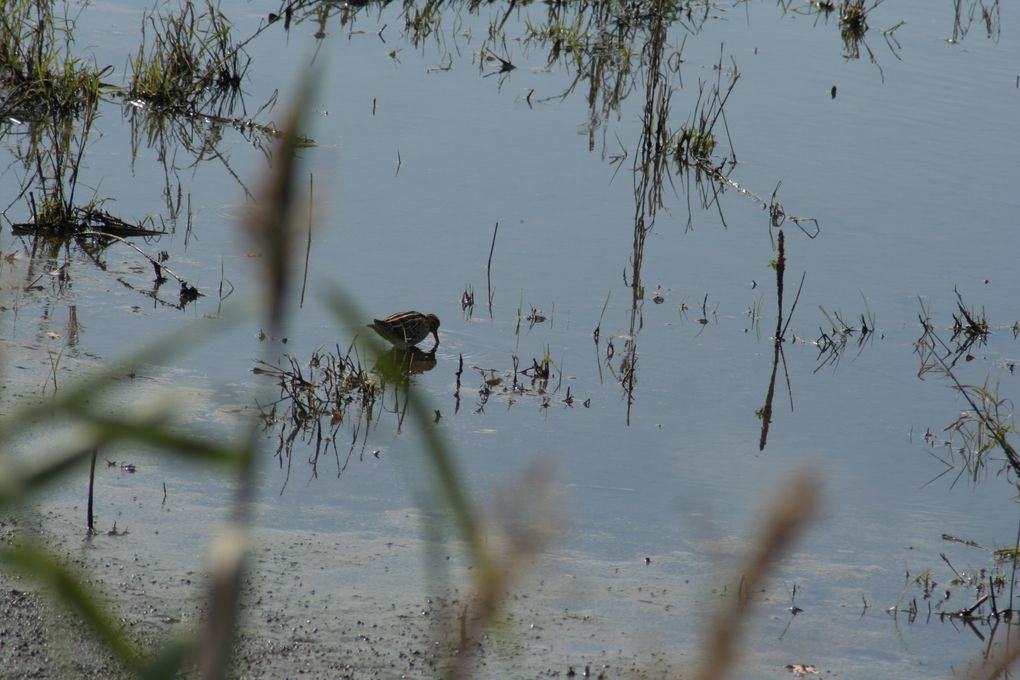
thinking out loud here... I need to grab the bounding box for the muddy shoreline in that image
[1,507,695,679]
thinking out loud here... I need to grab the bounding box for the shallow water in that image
[2,0,1020,676]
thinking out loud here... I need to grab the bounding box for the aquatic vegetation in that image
[674,127,717,164]
[949,0,1001,43]
[0,0,263,310]
[910,293,1020,640]
[840,0,869,44]
[0,0,104,119]
[254,345,380,486]
[917,294,991,373]
[460,284,476,317]
[813,295,876,372]
[128,0,250,114]
[951,295,991,356]
[470,347,574,414]
[0,1,107,240]
[3,104,205,308]
[916,295,1020,487]
[898,536,1019,636]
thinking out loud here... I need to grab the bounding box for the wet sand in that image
[1,508,695,679]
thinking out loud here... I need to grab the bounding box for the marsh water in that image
[2,0,1019,677]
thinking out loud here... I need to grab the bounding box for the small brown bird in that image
[369,311,440,351]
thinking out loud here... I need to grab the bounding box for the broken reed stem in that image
[486,222,498,319]
[77,230,191,288]
[774,229,785,342]
[86,447,97,535]
[299,172,313,309]
[454,354,463,413]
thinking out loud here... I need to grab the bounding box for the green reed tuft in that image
[0,0,104,119]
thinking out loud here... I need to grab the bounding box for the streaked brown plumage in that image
[369,311,440,351]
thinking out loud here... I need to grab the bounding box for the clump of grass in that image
[951,296,990,351]
[470,348,575,414]
[523,16,589,67]
[6,103,204,308]
[916,292,989,371]
[0,0,104,118]
[840,0,868,38]
[0,2,145,243]
[671,65,735,174]
[8,85,101,238]
[128,0,249,114]
[32,191,75,227]
[814,295,876,371]
[673,127,717,164]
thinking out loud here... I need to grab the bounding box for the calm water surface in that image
[2,0,1019,676]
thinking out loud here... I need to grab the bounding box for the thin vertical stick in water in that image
[86,448,97,534]
[487,222,499,319]
[454,354,463,414]
[774,230,785,342]
[300,173,313,308]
